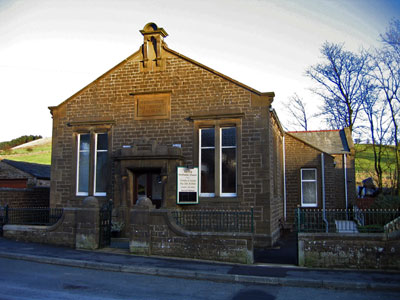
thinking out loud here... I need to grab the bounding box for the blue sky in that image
[0,0,399,141]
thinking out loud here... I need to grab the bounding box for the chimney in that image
[140,23,168,71]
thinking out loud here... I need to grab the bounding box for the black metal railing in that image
[0,205,63,226]
[171,209,254,233]
[295,207,400,233]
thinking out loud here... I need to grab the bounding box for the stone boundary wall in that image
[0,187,50,208]
[3,204,254,264]
[298,233,400,270]
[130,208,254,264]
[385,216,400,240]
[3,208,76,247]
[3,197,106,251]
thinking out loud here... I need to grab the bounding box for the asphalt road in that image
[1,257,399,300]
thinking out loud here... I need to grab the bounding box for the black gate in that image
[99,202,112,248]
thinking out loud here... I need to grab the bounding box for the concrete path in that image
[254,232,298,264]
[0,237,399,292]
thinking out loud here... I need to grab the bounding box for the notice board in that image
[177,167,199,204]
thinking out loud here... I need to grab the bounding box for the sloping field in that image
[355,144,396,187]
[0,138,51,165]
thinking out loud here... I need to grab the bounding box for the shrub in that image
[357,224,384,233]
[111,221,124,232]
[371,194,400,210]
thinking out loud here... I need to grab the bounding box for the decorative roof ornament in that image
[139,23,168,72]
[140,22,168,38]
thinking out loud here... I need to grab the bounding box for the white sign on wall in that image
[176,167,199,204]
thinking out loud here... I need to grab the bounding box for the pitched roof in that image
[287,129,352,155]
[1,160,50,179]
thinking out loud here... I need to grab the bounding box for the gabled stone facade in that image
[49,23,284,247]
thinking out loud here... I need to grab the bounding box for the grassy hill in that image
[355,144,396,188]
[0,138,51,164]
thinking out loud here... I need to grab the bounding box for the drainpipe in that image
[344,154,348,217]
[321,153,328,232]
[283,136,287,222]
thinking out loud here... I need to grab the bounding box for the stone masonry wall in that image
[3,208,76,247]
[130,208,254,264]
[3,197,104,250]
[264,113,284,244]
[51,55,263,207]
[298,233,400,270]
[0,187,50,208]
[333,153,356,207]
[50,43,280,245]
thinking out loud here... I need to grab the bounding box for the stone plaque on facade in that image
[134,93,171,120]
[177,167,199,204]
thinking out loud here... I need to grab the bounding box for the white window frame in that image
[199,126,237,198]
[94,133,108,196]
[76,133,90,196]
[199,128,215,197]
[301,168,317,207]
[76,132,108,197]
[220,127,237,197]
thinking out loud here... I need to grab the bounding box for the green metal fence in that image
[295,207,400,233]
[1,205,63,226]
[171,209,254,233]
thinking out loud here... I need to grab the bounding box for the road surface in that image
[0,257,399,300]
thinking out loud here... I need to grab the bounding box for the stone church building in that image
[48,23,284,247]
[45,23,355,254]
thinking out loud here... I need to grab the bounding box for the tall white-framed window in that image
[76,132,108,196]
[76,133,90,196]
[220,127,236,196]
[199,128,215,197]
[199,126,237,198]
[301,168,317,207]
[94,133,108,196]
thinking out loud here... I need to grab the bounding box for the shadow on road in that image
[232,289,275,300]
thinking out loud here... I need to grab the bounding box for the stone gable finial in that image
[140,23,168,38]
[140,23,168,72]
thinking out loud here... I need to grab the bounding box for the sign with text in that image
[177,167,199,204]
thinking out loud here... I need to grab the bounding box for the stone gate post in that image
[75,196,100,250]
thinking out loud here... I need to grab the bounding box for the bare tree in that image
[285,93,312,131]
[306,42,373,133]
[372,19,400,195]
[361,92,392,190]
[381,19,400,57]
